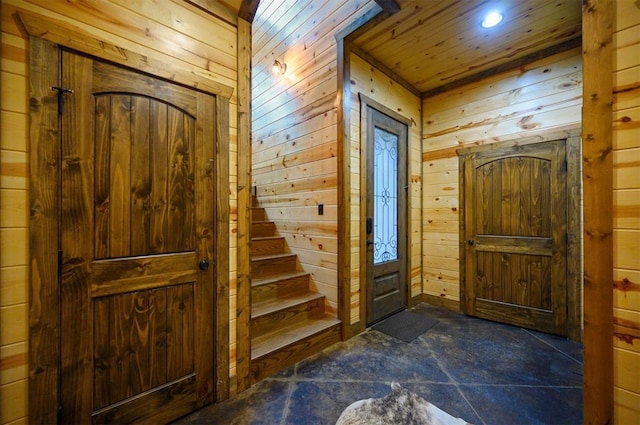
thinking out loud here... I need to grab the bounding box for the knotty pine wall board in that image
[421,49,583,304]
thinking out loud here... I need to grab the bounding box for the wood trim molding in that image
[235,18,252,394]
[457,130,583,338]
[27,22,233,423]
[565,134,583,342]
[184,0,238,26]
[456,128,582,155]
[420,128,581,163]
[358,93,413,127]
[351,46,422,98]
[581,0,614,422]
[28,37,60,425]
[421,37,582,99]
[373,0,400,14]
[337,35,352,340]
[17,10,235,99]
[421,294,461,313]
[214,95,231,402]
[238,0,261,23]
[358,95,412,327]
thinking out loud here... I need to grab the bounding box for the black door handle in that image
[468,240,475,246]
[199,259,210,271]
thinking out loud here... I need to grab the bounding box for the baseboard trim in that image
[421,294,462,313]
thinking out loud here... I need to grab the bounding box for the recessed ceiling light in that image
[481,11,503,28]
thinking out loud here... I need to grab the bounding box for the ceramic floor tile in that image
[173,304,583,425]
[294,330,450,383]
[172,379,290,425]
[421,319,583,386]
[525,329,584,364]
[399,382,483,424]
[284,381,390,425]
[460,384,583,425]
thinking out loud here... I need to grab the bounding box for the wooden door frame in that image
[25,19,232,423]
[358,94,412,328]
[457,130,582,341]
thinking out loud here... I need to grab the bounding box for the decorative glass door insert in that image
[373,127,399,264]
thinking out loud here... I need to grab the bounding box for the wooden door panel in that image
[94,95,196,259]
[462,140,567,336]
[60,50,215,423]
[475,157,552,237]
[364,106,408,325]
[475,252,552,309]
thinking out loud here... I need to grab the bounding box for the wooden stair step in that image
[252,291,325,320]
[252,221,276,237]
[251,236,285,256]
[251,292,326,338]
[251,315,341,361]
[251,253,297,277]
[252,271,310,303]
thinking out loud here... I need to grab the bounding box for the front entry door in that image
[59,51,216,423]
[460,140,568,336]
[364,106,408,325]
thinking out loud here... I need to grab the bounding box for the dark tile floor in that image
[174,303,583,425]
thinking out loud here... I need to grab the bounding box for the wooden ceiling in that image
[351,0,583,94]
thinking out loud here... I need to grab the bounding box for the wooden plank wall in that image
[0,1,239,423]
[251,0,378,317]
[421,48,583,306]
[612,1,640,421]
[348,53,422,324]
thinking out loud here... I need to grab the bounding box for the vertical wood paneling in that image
[95,96,111,259]
[110,95,133,258]
[150,102,169,254]
[150,288,168,388]
[93,297,110,409]
[130,97,151,255]
[130,291,152,395]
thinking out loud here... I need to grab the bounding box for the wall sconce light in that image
[272,59,287,75]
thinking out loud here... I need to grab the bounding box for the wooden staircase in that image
[250,202,341,383]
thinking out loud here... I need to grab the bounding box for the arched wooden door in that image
[460,140,569,336]
[58,50,216,423]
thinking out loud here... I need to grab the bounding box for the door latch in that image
[51,86,74,115]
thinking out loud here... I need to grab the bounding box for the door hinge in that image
[51,86,73,115]
[58,249,63,270]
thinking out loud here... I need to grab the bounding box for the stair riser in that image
[252,207,267,221]
[251,298,325,338]
[252,255,296,277]
[252,222,276,237]
[252,238,285,256]
[250,324,341,383]
[252,275,310,304]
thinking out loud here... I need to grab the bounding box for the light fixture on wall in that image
[481,11,503,28]
[272,59,287,76]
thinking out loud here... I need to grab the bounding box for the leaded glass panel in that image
[373,127,398,264]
